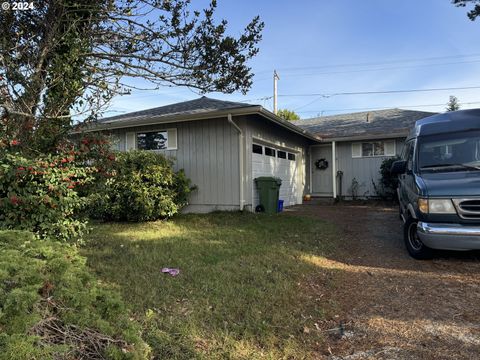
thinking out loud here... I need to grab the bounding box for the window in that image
[418,131,480,172]
[406,141,415,172]
[252,144,263,154]
[352,140,395,158]
[288,153,296,161]
[265,147,275,157]
[136,129,177,150]
[277,150,287,159]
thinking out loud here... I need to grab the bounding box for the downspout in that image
[308,146,312,194]
[228,114,245,211]
[332,141,337,199]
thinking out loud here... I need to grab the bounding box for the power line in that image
[254,59,480,81]
[255,52,480,75]
[296,101,480,115]
[283,85,480,98]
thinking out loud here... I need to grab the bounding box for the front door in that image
[311,145,333,196]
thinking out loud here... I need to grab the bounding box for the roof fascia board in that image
[75,106,263,133]
[319,132,408,142]
[75,105,321,142]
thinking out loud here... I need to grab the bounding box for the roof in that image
[295,108,437,141]
[82,96,319,142]
[98,96,256,124]
[410,108,480,139]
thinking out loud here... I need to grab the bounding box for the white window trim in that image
[352,140,396,158]
[135,128,178,151]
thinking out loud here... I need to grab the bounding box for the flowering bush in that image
[0,152,95,242]
[90,151,195,222]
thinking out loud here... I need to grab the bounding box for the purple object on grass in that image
[161,268,180,276]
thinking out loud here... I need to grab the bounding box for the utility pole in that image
[273,70,279,115]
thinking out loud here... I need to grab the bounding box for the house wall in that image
[109,117,240,213]
[235,114,311,211]
[335,138,405,199]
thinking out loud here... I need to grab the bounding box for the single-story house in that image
[84,96,320,213]
[295,109,436,199]
[83,97,436,212]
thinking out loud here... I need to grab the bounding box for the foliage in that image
[446,95,461,112]
[277,109,300,121]
[0,0,264,153]
[0,151,97,242]
[374,156,400,201]
[84,212,338,359]
[0,230,150,359]
[90,151,195,222]
[350,177,360,200]
[453,0,480,20]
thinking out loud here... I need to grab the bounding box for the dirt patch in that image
[285,203,480,359]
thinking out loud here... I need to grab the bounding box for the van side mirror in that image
[391,160,407,175]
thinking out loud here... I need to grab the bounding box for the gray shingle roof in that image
[85,96,320,142]
[295,109,437,139]
[99,96,256,124]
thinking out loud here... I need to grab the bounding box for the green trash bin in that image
[254,177,282,214]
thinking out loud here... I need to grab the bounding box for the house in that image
[84,96,320,213]
[295,109,436,199]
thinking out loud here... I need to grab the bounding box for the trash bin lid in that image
[254,176,282,184]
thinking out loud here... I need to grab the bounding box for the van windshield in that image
[418,131,480,172]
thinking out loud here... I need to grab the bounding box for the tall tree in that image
[0,0,264,152]
[446,95,461,112]
[453,0,480,20]
[277,109,300,121]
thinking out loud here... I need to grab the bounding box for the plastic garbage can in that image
[254,177,282,214]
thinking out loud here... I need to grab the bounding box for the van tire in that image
[403,217,433,260]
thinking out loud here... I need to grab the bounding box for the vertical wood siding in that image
[110,118,240,211]
[335,138,404,198]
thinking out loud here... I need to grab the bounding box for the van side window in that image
[406,141,415,171]
[401,142,411,161]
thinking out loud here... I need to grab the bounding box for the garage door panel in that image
[252,146,301,208]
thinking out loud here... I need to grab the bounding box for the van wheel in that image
[403,217,433,260]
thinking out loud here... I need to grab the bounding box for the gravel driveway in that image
[285,202,480,359]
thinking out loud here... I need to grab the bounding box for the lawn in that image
[83,212,340,359]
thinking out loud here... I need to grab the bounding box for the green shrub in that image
[0,230,151,359]
[0,152,96,242]
[373,156,400,201]
[90,151,195,222]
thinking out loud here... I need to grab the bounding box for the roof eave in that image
[318,132,409,142]
[257,108,321,142]
[74,105,322,142]
[73,106,262,133]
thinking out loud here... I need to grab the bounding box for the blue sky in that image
[107,0,480,118]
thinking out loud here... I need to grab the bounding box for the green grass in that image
[83,212,340,359]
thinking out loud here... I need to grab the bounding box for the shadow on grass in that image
[83,212,343,359]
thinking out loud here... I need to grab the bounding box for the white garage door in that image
[252,143,302,208]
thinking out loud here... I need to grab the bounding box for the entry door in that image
[311,145,333,196]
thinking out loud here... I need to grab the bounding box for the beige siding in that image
[111,118,240,212]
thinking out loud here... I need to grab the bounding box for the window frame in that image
[264,147,276,157]
[252,144,263,154]
[352,140,396,158]
[135,128,178,151]
[277,150,287,159]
